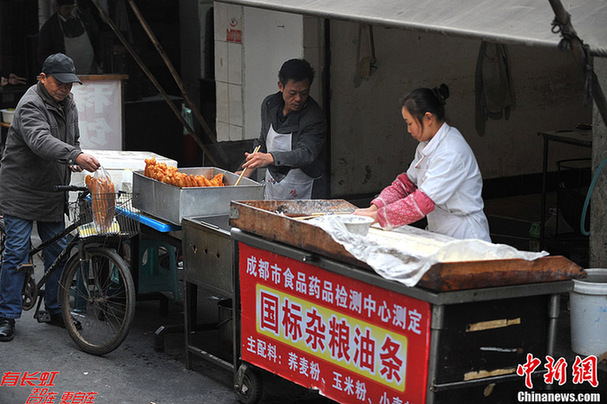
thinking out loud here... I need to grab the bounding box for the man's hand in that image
[75,153,101,172]
[241,151,274,170]
[234,170,251,178]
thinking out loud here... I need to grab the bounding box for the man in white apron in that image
[238,59,327,200]
[37,0,101,75]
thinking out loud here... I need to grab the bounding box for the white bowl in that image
[336,214,374,236]
[1,108,15,124]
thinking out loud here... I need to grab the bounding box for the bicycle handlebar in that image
[54,185,89,192]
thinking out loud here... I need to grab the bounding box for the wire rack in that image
[70,192,140,238]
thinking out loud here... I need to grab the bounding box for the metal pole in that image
[89,0,219,166]
[548,0,607,127]
[425,304,444,404]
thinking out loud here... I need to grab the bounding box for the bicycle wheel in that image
[59,246,135,355]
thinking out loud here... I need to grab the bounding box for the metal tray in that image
[229,199,359,264]
[133,168,264,225]
[229,200,584,291]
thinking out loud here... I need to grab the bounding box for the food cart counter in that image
[181,214,235,371]
[228,200,583,404]
[130,164,264,359]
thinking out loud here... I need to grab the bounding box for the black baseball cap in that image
[41,53,82,84]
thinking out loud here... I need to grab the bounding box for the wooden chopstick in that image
[235,145,261,186]
[293,212,353,220]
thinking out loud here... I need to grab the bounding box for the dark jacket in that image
[0,82,82,221]
[256,92,327,182]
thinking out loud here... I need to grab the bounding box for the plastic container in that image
[1,108,15,124]
[70,149,177,192]
[336,214,374,236]
[569,268,607,356]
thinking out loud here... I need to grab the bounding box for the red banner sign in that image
[239,243,431,404]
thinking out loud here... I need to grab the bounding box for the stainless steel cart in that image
[182,215,237,372]
[228,200,583,404]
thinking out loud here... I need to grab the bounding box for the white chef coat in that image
[264,125,314,200]
[406,123,491,241]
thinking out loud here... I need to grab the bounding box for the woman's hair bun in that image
[432,83,450,105]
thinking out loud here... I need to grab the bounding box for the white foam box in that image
[70,150,178,191]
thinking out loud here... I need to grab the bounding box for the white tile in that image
[214,40,228,82]
[225,3,243,31]
[227,42,242,85]
[229,124,243,141]
[215,81,229,123]
[214,2,242,42]
[213,3,228,41]
[216,121,230,142]
[228,83,243,126]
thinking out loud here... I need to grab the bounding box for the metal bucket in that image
[570,268,607,357]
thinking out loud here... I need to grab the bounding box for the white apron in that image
[264,125,314,200]
[60,18,98,74]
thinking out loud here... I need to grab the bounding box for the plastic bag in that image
[85,167,116,233]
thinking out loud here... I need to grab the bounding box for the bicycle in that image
[0,185,140,355]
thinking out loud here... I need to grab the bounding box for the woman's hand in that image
[354,206,379,224]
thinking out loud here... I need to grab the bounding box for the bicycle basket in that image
[71,192,140,238]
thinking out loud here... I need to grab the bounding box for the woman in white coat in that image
[355,84,491,242]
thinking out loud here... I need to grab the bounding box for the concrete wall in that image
[329,20,592,197]
[212,5,592,197]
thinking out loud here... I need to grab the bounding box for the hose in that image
[580,157,607,235]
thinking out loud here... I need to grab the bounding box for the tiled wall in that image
[214,2,307,142]
[214,3,244,141]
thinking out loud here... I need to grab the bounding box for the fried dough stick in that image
[143,158,225,187]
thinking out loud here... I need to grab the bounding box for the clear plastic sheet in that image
[310,215,549,287]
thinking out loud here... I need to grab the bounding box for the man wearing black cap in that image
[0,53,101,341]
[37,0,101,74]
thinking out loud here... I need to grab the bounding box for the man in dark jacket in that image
[239,58,327,200]
[0,53,100,342]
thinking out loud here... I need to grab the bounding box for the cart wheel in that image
[237,367,262,404]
